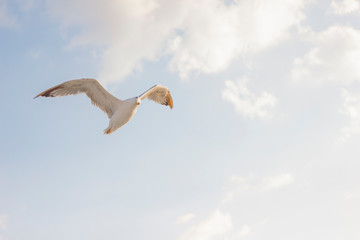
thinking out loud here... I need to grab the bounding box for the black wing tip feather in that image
[34,86,62,99]
[33,78,98,99]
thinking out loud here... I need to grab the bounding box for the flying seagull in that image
[34,78,173,134]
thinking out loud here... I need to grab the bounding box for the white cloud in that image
[178,173,292,240]
[261,173,294,191]
[177,213,196,224]
[229,176,252,192]
[46,0,184,83]
[222,78,277,119]
[339,89,360,141]
[331,0,360,15]
[179,173,290,240]
[223,173,294,202]
[46,0,307,83]
[238,224,251,238]
[0,1,17,28]
[178,210,233,240]
[168,0,306,79]
[0,214,7,230]
[292,25,360,84]
[222,191,235,203]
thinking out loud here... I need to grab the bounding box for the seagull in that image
[34,78,173,134]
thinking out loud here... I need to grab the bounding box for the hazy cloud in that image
[238,224,252,238]
[178,173,291,240]
[261,173,294,191]
[0,214,7,230]
[222,78,277,119]
[0,1,17,28]
[339,89,360,141]
[177,213,196,224]
[292,25,360,84]
[224,173,294,201]
[178,210,233,240]
[331,0,360,15]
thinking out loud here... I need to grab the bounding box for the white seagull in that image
[34,78,173,134]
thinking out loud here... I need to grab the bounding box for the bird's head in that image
[136,97,141,106]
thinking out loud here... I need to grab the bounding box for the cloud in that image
[331,0,360,15]
[292,25,360,84]
[178,173,292,240]
[222,78,277,119]
[178,173,289,240]
[224,173,294,201]
[178,211,255,240]
[261,173,294,191]
[339,89,360,141]
[46,0,183,83]
[178,210,233,240]
[16,0,39,12]
[238,224,251,238]
[177,213,196,224]
[168,0,307,79]
[0,1,17,28]
[46,0,307,83]
[0,214,7,230]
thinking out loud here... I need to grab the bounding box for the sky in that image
[1,0,360,239]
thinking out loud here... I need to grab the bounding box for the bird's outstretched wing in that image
[139,85,173,109]
[34,78,122,118]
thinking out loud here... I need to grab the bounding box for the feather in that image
[34,78,121,118]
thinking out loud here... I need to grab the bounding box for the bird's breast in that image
[109,102,138,128]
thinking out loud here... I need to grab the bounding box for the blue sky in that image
[1,0,360,239]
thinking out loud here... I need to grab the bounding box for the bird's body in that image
[34,78,173,134]
[104,97,139,134]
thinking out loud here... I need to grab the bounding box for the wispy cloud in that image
[0,1,17,28]
[224,173,294,202]
[331,0,360,15]
[177,213,196,224]
[178,173,292,240]
[178,210,233,240]
[178,210,257,240]
[222,78,277,119]
[292,25,360,85]
[261,173,294,191]
[339,89,360,141]
[17,0,38,12]
[238,224,252,238]
[0,214,7,230]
